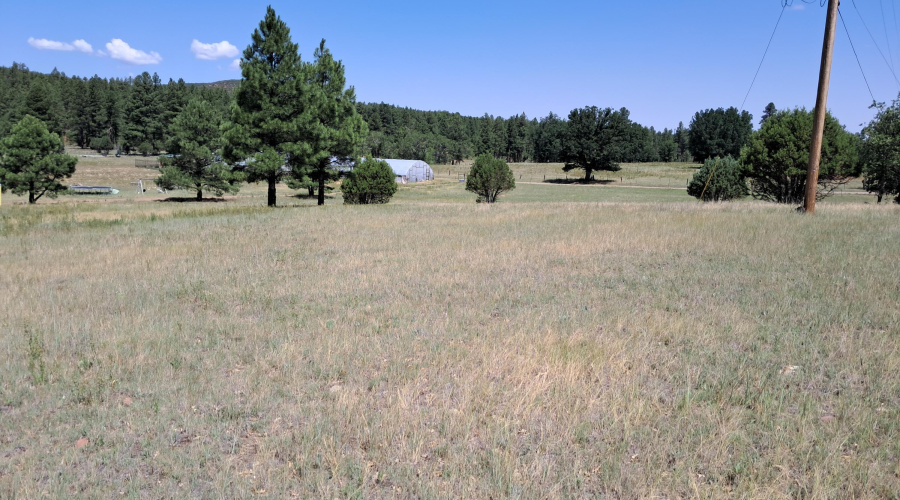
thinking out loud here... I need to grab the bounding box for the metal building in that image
[381,159,434,183]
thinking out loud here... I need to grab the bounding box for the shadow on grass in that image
[155,197,229,203]
[290,193,336,200]
[543,178,615,185]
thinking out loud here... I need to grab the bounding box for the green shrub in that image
[341,158,397,204]
[89,136,113,155]
[138,142,155,157]
[465,154,515,203]
[687,156,747,201]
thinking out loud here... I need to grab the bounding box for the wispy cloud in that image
[228,58,242,71]
[105,39,162,65]
[789,5,805,11]
[191,39,239,60]
[28,37,93,53]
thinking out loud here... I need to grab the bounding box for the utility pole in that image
[804,0,840,214]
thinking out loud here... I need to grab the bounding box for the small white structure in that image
[380,159,434,183]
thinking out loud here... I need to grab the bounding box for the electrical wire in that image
[850,0,900,87]
[893,0,900,69]
[782,0,827,7]
[741,3,788,112]
[881,0,896,74]
[839,9,878,102]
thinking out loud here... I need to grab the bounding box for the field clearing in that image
[1,157,899,498]
[1,151,876,210]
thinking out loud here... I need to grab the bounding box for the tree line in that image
[2,4,899,206]
[2,64,698,165]
[0,63,232,156]
[356,103,693,166]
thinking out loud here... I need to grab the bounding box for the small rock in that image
[780,365,800,375]
[122,397,133,407]
[75,438,89,449]
[329,385,342,393]
[820,414,836,423]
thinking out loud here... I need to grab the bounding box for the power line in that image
[881,0,896,74]
[782,0,828,6]
[741,3,788,112]
[839,9,878,102]
[894,0,900,68]
[850,0,900,87]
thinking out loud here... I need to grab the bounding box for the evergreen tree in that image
[341,158,397,204]
[505,113,528,162]
[477,114,495,157]
[688,107,753,162]
[532,112,566,163]
[157,98,240,201]
[25,80,60,135]
[301,39,367,206]
[760,102,777,125]
[0,115,77,203]
[123,72,164,154]
[741,108,858,204]
[658,134,678,162]
[466,153,515,203]
[674,121,690,161]
[861,96,900,203]
[686,156,748,201]
[225,6,311,207]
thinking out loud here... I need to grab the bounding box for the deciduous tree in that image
[561,106,631,182]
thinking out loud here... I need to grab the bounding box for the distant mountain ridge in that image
[188,79,241,91]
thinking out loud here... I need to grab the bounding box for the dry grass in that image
[0,157,898,498]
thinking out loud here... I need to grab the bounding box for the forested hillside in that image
[0,63,232,155]
[1,63,692,163]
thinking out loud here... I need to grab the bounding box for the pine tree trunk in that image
[196,188,202,202]
[317,176,325,206]
[267,179,277,207]
[29,182,35,204]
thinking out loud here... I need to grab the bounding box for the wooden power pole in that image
[804,0,841,214]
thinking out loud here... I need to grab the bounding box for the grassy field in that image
[1,155,898,498]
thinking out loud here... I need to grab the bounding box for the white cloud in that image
[789,5,805,11]
[105,39,162,65]
[28,37,93,53]
[228,58,242,71]
[191,39,239,60]
[72,39,93,53]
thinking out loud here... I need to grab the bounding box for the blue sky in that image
[2,0,900,132]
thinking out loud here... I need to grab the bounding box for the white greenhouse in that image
[381,159,434,183]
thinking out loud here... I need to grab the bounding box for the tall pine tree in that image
[301,39,367,206]
[225,6,311,207]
